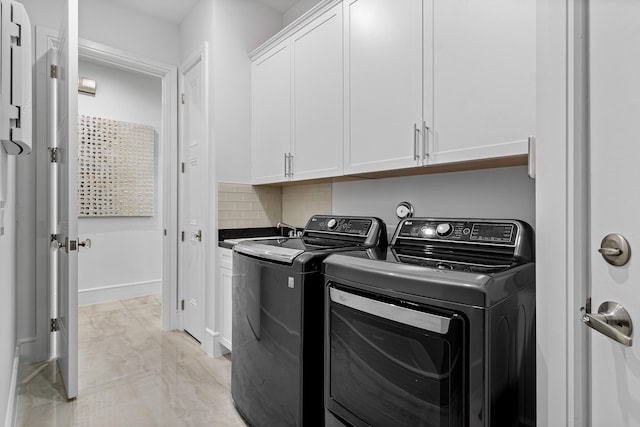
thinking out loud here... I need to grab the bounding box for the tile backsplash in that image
[217,183,282,229]
[281,183,332,227]
[217,182,332,230]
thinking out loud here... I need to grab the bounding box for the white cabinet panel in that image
[428,0,535,164]
[343,0,424,174]
[292,5,344,180]
[218,247,233,352]
[252,43,292,184]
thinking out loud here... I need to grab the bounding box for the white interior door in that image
[51,0,79,400]
[587,1,640,424]
[179,52,206,342]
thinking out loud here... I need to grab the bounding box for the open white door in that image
[178,49,207,342]
[585,1,640,424]
[50,0,79,400]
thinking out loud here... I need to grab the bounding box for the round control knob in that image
[327,218,338,230]
[436,223,453,237]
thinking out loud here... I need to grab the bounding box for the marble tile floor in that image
[16,295,247,427]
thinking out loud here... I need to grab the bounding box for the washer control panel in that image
[395,219,518,246]
[305,216,373,236]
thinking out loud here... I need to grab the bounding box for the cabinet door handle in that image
[413,123,420,161]
[288,153,293,178]
[284,152,288,177]
[423,121,430,161]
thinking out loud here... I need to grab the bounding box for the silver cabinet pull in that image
[423,121,430,161]
[288,153,293,178]
[413,123,420,161]
[582,300,633,347]
[283,152,288,177]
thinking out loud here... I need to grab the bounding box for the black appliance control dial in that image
[436,223,453,237]
[327,218,338,230]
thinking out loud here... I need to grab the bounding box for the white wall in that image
[333,166,535,234]
[21,0,180,66]
[0,153,17,427]
[78,0,180,66]
[212,0,282,183]
[283,0,322,27]
[180,0,281,355]
[77,60,163,305]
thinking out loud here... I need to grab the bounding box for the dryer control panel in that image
[396,219,517,245]
[391,218,534,262]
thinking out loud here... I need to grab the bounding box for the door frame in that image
[34,27,180,359]
[177,44,209,344]
[76,38,180,331]
[535,0,590,425]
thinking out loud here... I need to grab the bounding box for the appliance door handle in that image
[330,287,452,334]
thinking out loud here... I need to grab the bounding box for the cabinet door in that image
[218,247,233,352]
[292,5,344,181]
[343,0,423,174]
[252,43,292,184]
[428,0,535,164]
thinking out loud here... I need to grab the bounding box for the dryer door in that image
[326,285,465,427]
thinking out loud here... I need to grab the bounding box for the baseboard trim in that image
[78,279,162,306]
[4,345,20,427]
[204,328,224,357]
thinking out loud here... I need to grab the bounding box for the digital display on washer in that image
[470,224,514,243]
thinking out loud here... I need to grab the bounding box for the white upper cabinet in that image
[251,0,536,183]
[252,42,292,184]
[251,3,343,184]
[343,0,424,174]
[292,5,344,180]
[427,0,535,164]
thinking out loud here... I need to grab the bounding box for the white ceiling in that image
[254,0,300,13]
[109,0,300,25]
[109,0,199,24]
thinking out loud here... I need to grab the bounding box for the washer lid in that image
[234,240,305,264]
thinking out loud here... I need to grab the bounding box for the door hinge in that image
[181,231,185,242]
[50,318,58,332]
[181,300,185,311]
[181,162,185,173]
[49,147,59,163]
[181,93,185,104]
[50,64,58,79]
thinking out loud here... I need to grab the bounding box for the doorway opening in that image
[34,26,180,398]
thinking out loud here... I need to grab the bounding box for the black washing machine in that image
[231,215,387,427]
[323,217,535,427]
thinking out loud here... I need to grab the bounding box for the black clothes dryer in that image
[323,217,536,427]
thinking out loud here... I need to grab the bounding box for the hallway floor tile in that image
[16,296,245,427]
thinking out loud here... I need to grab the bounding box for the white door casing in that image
[51,0,79,400]
[587,2,640,425]
[179,47,208,342]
